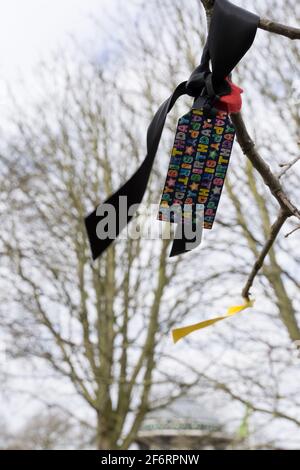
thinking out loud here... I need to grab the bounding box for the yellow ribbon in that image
[172,299,255,344]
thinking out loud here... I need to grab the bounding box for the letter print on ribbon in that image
[158,108,235,229]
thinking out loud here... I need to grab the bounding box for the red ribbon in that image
[216,78,243,114]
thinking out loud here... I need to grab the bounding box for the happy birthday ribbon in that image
[172,298,255,343]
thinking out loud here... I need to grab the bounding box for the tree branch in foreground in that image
[198,0,300,299]
[200,1,300,40]
[259,17,300,40]
[230,112,300,299]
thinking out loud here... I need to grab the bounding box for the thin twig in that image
[198,1,300,299]
[242,210,288,299]
[230,112,300,298]
[278,155,300,179]
[285,225,300,238]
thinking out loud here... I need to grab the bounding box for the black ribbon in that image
[85,0,259,261]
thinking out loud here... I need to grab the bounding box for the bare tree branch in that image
[231,112,300,222]
[197,0,300,307]
[199,0,300,40]
[242,209,288,299]
[259,17,300,40]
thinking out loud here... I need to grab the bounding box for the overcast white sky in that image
[0,0,118,79]
[0,1,123,430]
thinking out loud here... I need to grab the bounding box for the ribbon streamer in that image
[172,299,255,343]
[85,0,259,261]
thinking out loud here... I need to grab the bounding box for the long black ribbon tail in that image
[85,82,188,260]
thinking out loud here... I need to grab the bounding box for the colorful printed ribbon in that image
[158,108,236,230]
[172,299,255,343]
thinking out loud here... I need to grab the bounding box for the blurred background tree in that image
[0,409,93,450]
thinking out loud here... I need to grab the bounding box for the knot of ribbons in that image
[85,0,259,261]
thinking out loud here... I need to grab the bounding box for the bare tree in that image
[0,0,299,450]
[0,409,93,450]
[0,44,210,448]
